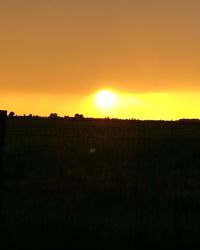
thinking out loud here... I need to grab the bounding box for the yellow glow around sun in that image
[95,90,117,109]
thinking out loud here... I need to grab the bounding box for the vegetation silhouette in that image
[1,111,200,248]
[8,111,15,117]
[49,113,59,119]
[74,113,84,119]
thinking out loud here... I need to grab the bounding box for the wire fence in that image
[0,111,7,175]
[1,114,200,180]
[2,112,200,247]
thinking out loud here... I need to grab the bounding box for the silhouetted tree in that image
[74,114,84,119]
[8,111,15,117]
[49,113,58,119]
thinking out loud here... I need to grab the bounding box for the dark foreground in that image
[1,117,200,248]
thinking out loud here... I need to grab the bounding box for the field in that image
[1,117,200,248]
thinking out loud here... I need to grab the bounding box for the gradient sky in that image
[1,0,200,119]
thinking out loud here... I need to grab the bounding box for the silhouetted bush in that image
[49,113,58,119]
[74,113,84,119]
[8,111,15,117]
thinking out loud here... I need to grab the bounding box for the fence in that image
[0,110,7,177]
[2,113,200,247]
[2,115,200,180]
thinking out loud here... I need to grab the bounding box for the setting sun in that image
[95,90,117,110]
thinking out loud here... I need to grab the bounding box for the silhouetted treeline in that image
[6,110,200,124]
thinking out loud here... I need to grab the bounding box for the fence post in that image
[0,110,7,178]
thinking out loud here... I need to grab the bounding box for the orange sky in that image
[1,0,200,119]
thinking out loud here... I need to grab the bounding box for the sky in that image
[1,0,200,119]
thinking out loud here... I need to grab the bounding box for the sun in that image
[95,90,117,109]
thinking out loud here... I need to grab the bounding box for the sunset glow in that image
[2,2,200,245]
[0,1,200,119]
[1,91,200,120]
